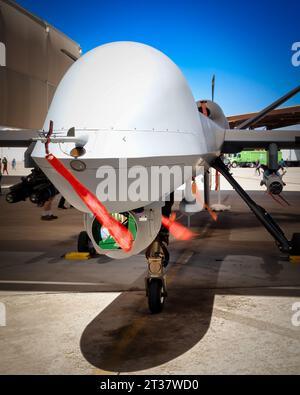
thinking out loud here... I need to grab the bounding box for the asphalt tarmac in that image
[0,184,300,374]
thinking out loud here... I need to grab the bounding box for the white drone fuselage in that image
[32,41,226,213]
[31,42,228,257]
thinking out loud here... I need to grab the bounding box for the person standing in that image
[278,158,287,175]
[255,159,261,176]
[41,197,58,221]
[2,157,8,175]
[12,158,16,171]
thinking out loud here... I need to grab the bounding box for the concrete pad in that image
[0,292,119,374]
[0,179,300,374]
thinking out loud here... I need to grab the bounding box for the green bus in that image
[227,150,283,168]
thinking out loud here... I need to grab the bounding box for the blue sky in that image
[16,0,300,115]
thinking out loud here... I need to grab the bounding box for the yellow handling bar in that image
[64,252,91,260]
[289,256,300,264]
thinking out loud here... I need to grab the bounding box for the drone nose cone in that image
[43,41,200,134]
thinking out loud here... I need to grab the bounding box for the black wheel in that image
[78,231,95,254]
[148,279,165,314]
[231,161,237,168]
[249,162,255,168]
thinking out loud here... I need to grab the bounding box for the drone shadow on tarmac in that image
[79,211,300,373]
[0,195,300,373]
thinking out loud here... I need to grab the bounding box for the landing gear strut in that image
[145,239,169,314]
[145,194,174,314]
[213,157,300,255]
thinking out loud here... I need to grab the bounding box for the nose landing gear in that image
[145,239,169,314]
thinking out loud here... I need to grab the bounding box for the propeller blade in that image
[46,153,133,252]
[162,215,196,241]
[169,212,177,222]
[192,179,218,221]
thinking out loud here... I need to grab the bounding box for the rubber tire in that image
[148,279,165,314]
[231,162,237,168]
[78,231,94,254]
[249,162,255,168]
